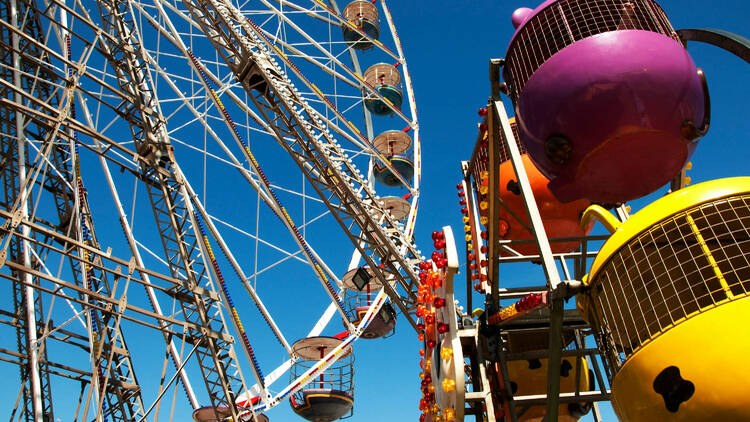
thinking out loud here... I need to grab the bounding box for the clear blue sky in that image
[314,1,749,421]
[0,1,746,422]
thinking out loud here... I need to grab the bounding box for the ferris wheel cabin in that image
[504,0,709,203]
[364,63,403,116]
[342,266,397,339]
[577,177,750,421]
[375,195,412,224]
[471,117,593,256]
[191,406,269,422]
[374,155,414,187]
[373,129,411,156]
[371,130,414,188]
[342,1,380,50]
[289,337,354,422]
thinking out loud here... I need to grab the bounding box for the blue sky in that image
[325,1,749,421]
[0,1,746,421]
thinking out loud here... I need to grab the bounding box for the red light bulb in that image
[437,323,449,334]
[433,297,446,308]
[425,314,435,324]
[427,340,436,348]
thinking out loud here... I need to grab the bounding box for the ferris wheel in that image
[0,0,424,421]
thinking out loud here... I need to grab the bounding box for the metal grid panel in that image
[291,348,354,396]
[504,0,678,100]
[364,63,401,87]
[342,0,379,24]
[590,194,750,368]
[470,121,524,196]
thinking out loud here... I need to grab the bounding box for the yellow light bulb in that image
[440,347,453,361]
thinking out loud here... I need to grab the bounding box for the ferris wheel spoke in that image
[141,0,377,158]
[178,47,353,321]
[133,24,351,312]
[84,0,257,413]
[2,0,422,416]
[182,0,422,333]
[247,1,412,126]
[126,26,353,323]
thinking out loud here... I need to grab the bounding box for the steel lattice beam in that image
[180,0,423,329]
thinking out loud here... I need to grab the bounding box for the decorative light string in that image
[68,32,111,421]
[192,211,265,383]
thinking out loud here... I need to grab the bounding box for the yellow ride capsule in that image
[577,177,750,421]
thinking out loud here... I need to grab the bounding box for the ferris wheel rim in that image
[0,0,423,419]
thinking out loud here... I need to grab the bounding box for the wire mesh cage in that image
[469,118,524,200]
[291,338,354,393]
[586,192,750,370]
[364,63,401,88]
[342,0,380,49]
[504,0,679,100]
[342,0,379,26]
[290,337,355,421]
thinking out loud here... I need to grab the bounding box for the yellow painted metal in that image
[584,177,750,282]
[611,295,750,421]
[507,357,591,421]
[580,204,621,234]
[685,214,735,299]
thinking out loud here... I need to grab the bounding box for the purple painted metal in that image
[505,1,707,203]
[508,0,560,42]
[511,7,534,29]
